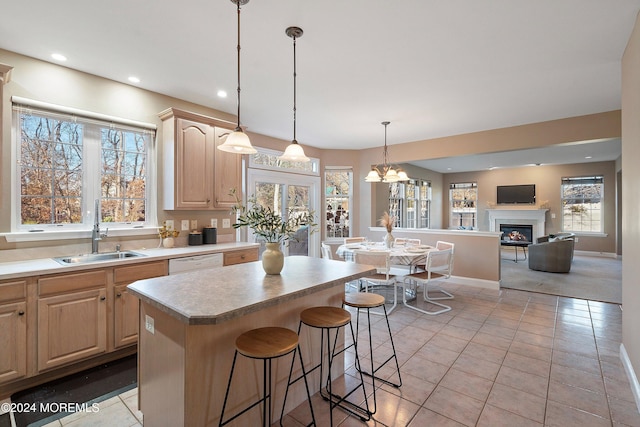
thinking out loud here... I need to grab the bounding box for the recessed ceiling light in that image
[51,53,67,62]
[128,76,141,83]
[217,90,228,98]
[585,156,592,159]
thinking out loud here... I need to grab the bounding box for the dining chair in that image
[430,241,455,300]
[345,237,367,245]
[321,242,334,260]
[353,250,398,314]
[401,248,453,315]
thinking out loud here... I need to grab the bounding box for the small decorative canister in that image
[203,227,217,244]
[188,231,203,246]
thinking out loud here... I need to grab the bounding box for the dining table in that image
[336,241,434,272]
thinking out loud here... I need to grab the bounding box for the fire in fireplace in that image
[500,224,534,242]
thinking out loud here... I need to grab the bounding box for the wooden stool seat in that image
[236,327,299,359]
[343,292,385,309]
[300,306,351,328]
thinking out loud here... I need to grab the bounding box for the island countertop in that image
[127,255,376,325]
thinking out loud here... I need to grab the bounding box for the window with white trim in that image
[561,176,603,233]
[325,168,352,239]
[389,179,431,229]
[14,103,155,231]
[449,182,477,229]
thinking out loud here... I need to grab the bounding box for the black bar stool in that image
[343,292,402,414]
[297,306,371,426]
[219,326,315,427]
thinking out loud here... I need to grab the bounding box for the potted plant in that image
[230,189,317,274]
[158,222,180,248]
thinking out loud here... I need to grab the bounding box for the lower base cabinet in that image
[0,299,27,383]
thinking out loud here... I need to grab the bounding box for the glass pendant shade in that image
[217,129,257,154]
[280,141,310,162]
[396,170,409,181]
[365,169,382,182]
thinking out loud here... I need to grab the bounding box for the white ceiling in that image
[1,0,637,168]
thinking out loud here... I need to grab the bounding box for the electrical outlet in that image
[190,219,197,230]
[211,218,218,228]
[551,213,556,219]
[165,219,174,230]
[145,315,154,334]
[575,237,579,243]
[181,220,189,231]
[222,218,231,228]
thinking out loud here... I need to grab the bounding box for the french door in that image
[247,169,320,257]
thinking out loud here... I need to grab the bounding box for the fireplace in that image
[500,224,533,242]
[487,208,548,240]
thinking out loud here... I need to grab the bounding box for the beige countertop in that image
[127,256,376,325]
[0,242,259,280]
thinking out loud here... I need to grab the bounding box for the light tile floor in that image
[20,283,640,427]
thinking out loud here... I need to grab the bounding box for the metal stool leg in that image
[281,346,316,427]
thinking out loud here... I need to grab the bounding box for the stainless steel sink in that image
[53,251,146,265]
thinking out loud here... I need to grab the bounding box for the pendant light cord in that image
[235,1,242,131]
[292,33,297,143]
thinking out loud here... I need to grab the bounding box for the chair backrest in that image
[407,238,421,246]
[353,250,391,276]
[435,241,455,253]
[321,242,334,260]
[394,237,408,245]
[425,248,453,278]
[345,237,366,245]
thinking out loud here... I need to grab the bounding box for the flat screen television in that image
[496,184,536,205]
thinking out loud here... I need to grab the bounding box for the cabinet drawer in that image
[0,280,27,304]
[223,248,259,266]
[114,261,168,284]
[38,270,108,297]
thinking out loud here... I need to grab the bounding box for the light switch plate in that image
[222,218,231,228]
[145,315,154,334]
[181,220,189,231]
[211,218,218,228]
[165,219,174,231]
[190,219,197,230]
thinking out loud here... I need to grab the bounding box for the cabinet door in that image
[175,118,214,209]
[113,261,167,348]
[114,285,139,348]
[0,301,27,384]
[38,288,107,371]
[213,127,242,209]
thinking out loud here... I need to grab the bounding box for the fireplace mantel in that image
[487,208,548,239]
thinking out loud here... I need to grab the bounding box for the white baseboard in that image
[451,275,500,290]
[620,343,640,414]
[574,250,617,258]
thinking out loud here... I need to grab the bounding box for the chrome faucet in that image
[91,199,108,254]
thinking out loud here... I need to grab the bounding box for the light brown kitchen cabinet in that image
[160,108,241,211]
[37,271,108,372]
[0,280,27,384]
[213,126,242,209]
[223,247,259,266]
[113,261,168,349]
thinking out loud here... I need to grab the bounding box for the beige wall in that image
[621,10,640,403]
[442,161,617,254]
[356,112,621,236]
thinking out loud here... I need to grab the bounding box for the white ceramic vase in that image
[163,237,175,248]
[384,232,394,249]
[262,242,284,275]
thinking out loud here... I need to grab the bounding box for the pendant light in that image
[365,121,410,183]
[279,27,310,162]
[217,0,257,154]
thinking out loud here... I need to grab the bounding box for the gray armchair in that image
[528,237,575,273]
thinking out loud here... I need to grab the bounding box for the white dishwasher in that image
[168,253,223,274]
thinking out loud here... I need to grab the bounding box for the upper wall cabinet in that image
[160,108,242,210]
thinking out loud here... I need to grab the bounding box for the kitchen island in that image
[127,256,376,426]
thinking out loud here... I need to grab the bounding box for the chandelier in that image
[279,26,310,162]
[217,0,257,154]
[365,121,409,183]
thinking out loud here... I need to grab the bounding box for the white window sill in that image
[1,227,159,243]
